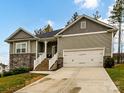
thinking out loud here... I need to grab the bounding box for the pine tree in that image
[110,0,124,23]
[109,0,124,63]
[93,11,101,20]
[65,12,79,26]
[72,12,79,21]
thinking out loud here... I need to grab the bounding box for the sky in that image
[0,0,121,64]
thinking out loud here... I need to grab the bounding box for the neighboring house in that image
[5,15,117,71]
[0,63,9,73]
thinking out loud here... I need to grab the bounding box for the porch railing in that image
[49,53,58,70]
[34,53,46,70]
[38,52,44,57]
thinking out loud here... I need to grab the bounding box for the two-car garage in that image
[63,48,104,67]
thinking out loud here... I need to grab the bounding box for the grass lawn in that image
[0,73,47,93]
[106,64,124,93]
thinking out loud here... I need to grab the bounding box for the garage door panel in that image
[63,49,104,67]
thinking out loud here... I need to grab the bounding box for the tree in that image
[34,28,44,37]
[110,0,124,23]
[66,12,79,26]
[34,24,53,37]
[109,0,124,64]
[72,12,79,21]
[43,24,53,33]
[93,10,101,20]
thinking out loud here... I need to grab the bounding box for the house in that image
[5,15,117,71]
[0,63,9,73]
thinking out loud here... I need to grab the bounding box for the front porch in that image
[34,39,58,71]
[37,41,57,59]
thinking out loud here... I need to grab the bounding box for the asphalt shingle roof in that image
[37,29,63,38]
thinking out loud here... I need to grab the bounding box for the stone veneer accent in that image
[57,57,63,69]
[50,57,63,71]
[10,53,36,70]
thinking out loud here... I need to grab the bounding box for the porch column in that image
[111,32,114,57]
[36,40,38,59]
[44,41,47,58]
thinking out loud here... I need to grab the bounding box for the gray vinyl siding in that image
[30,41,36,53]
[58,32,112,57]
[10,30,33,40]
[9,42,13,54]
[60,18,111,35]
[10,40,36,54]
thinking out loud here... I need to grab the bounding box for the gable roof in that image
[56,14,117,35]
[5,27,37,42]
[36,29,62,38]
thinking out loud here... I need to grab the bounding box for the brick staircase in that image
[34,58,49,71]
[34,57,63,71]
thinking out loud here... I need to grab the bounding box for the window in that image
[15,42,27,53]
[80,21,86,29]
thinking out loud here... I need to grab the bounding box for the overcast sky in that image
[0,0,122,64]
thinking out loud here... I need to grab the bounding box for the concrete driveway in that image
[15,67,120,93]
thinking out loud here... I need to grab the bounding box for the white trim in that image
[15,42,27,54]
[34,53,46,70]
[61,31,108,37]
[111,32,114,57]
[63,47,105,59]
[49,53,58,70]
[5,38,37,42]
[5,27,36,42]
[56,16,82,35]
[44,41,48,58]
[56,15,116,36]
[63,47,105,60]
[13,42,15,54]
[63,47,105,67]
[63,47,105,53]
[39,37,56,42]
[80,21,86,29]
[52,45,56,57]
[28,40,31,53]
[36,40,38,59]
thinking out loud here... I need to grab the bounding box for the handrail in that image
[34,53,46,70]
[49,53,58,70]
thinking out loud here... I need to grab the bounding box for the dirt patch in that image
[70,87,81,93]
[39,78,52,83]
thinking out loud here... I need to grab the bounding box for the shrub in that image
[0,67,30,77]
[104,57,115,68]
[12,67,30,75]
[3,71,13,76]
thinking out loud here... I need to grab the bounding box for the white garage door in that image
[63,48,104,67]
